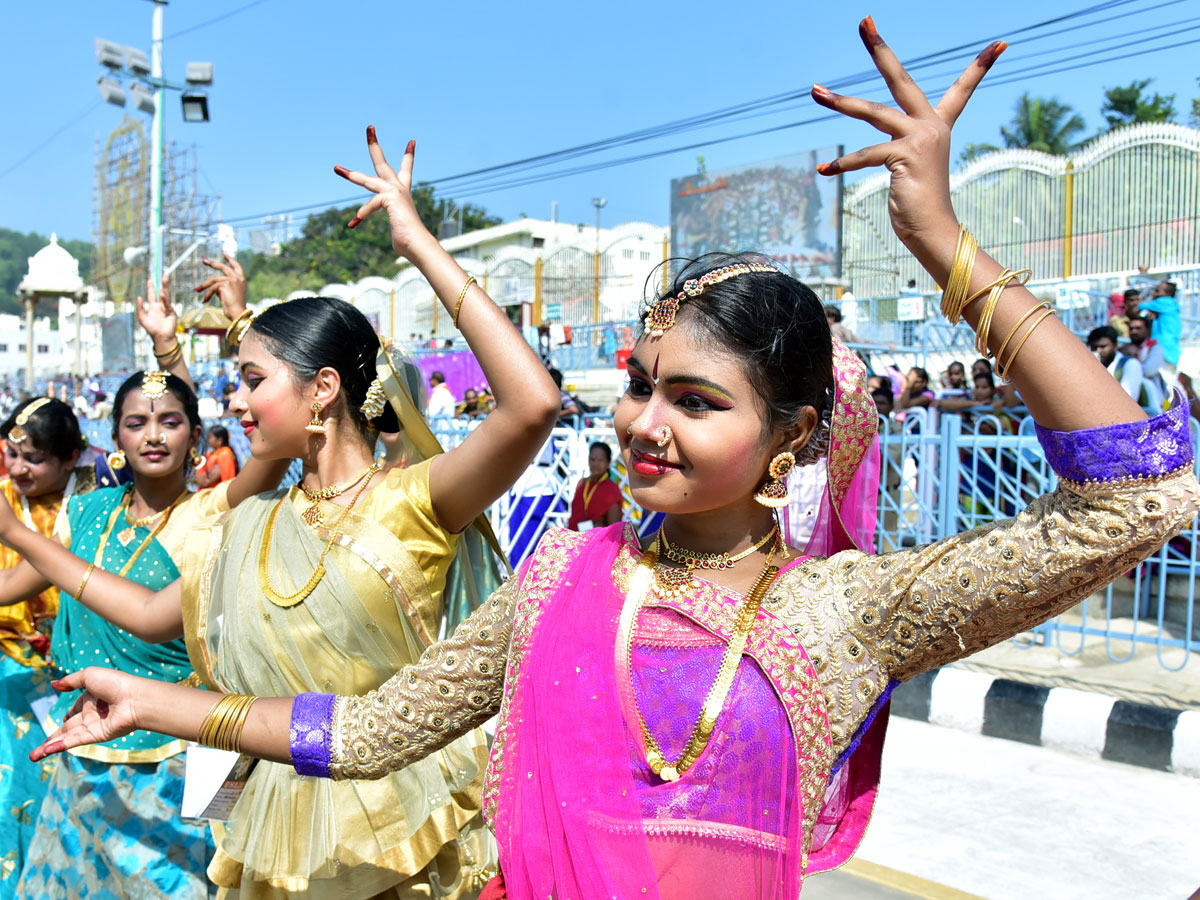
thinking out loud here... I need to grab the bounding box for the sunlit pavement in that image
[840,717,1200,899]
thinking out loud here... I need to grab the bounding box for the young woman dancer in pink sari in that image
[31,19,1200,899]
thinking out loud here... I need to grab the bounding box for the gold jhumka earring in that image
[107,450,127,471]
[754,451,795,508]
[306,402,326,435]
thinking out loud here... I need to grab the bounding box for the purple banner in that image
[414,350,488,401]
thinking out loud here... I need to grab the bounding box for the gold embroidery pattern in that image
[329,575,518,780]
[482,528,588,831]
[826,340,877,506]
[774,469,1200,762]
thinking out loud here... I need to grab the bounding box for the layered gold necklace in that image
[624,530,780,782]
[119,488,189,547]
[298,462,380,528]
[258,460,382,607]
[659,524,778,571]
[96,487,186,577]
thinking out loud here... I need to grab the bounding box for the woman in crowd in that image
[27,21,1200,899]
[9,129,560,899]
[0,398,94,898]
[196,424,239,489]
[0,371,288,899]
[566,441,622,531]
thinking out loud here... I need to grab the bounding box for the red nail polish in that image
[812,83,834,100]
[859,15,884,48]
[347,217,361,229]
[201,257,209,264]
[366,125,377,144]
[406,139,415,154]
[817,161,842,176]
[976,40,1008,69]
[333,164,349,177]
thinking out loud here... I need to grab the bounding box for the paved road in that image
[849,717,1200,899]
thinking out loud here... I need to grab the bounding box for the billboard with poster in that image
[669,148,842,279]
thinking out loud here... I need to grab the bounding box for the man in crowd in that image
[1121,315,1167,411]
[1140,280,1181,381]
[1108,288,1140,339]
[1088,325,1145,404]
[824,304,858,344]
[426,370,457,418]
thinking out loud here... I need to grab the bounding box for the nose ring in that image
[655,425,672,448]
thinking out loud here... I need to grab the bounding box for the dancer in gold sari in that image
[5,129,561,899]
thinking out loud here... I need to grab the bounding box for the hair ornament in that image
[360,378,388,423]
[8,398,51,444]
[645,263,778,337]
[141,370,169,402]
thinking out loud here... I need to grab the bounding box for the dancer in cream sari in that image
[179,349,496,898]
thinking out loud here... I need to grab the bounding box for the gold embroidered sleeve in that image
[773,467,1199,758]
[846,467,1200,684]
[328,572,519,780]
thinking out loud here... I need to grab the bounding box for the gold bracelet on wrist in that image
[73,562,96,605]
[452,275,476,330]
[154,343,184,368]
[996,305,1056,383]
[197,693,258,753]
[225,310,255,347]
[940,225,979,325]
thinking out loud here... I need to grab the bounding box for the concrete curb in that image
[891,667,1200,777]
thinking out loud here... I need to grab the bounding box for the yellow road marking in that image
[842,858,988,900]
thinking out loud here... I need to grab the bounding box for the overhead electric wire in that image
[164,0,271,40]
[219,0,1194,225]
[0,101,102,180]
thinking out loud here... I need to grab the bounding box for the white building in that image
[0,314,63,382]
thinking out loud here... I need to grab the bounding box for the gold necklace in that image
[298,461,378,527]
[659,523,778,571]
[115,489,188,547]
[625,533,779,782]
[258,460,381,608]
[581,473,608,509]
[94,488,185,578]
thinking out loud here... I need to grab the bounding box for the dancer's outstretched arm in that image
[811,17,1142,430]
[335,129,561,533]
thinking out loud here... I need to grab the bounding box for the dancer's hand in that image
[30,668,142,760]
[333,126,432,258]
[812,16,1006,251]
[135,274,178,354]
[194,253,248,319]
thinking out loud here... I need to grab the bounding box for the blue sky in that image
[3,0,1198,247]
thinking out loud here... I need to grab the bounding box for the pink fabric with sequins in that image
[495,525,813,899]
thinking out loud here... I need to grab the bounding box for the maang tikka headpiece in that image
[141,370,169,402]
[645,262,778,337]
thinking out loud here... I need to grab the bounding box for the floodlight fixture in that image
[95,38,124,69]
[126,47,151,76]
[97,76,126,107]
[185,62,213,85]
[129,82,156,115]
[180,92,209,123]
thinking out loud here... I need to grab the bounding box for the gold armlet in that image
[452,275,477,329]
[72,562,96,604]
[225,310,255,347]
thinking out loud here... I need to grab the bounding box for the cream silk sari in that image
[179,460,493,899]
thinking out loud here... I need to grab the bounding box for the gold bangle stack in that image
[940,225,979,324]
[73,562,96,605]
[452,275,476,329]
[994,302,1056,383]
[971,268,1033,356]
[196,693,257,753]
[225,310,255,346]
[153,342,184,368]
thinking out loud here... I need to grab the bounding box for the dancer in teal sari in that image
[0,369,288,899]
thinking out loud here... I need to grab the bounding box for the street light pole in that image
[149,0,166,288]
[592,197,606,323]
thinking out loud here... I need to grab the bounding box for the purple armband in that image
[290,692,336,778]
[1035,390,1193,483]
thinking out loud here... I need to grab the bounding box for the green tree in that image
[237,186,500,304]
[999,92,1086,155]
[1190,77,1200,127]
[1100,79,1176,130]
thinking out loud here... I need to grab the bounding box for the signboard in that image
[670,148,843,279]
[100,312,135,374]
